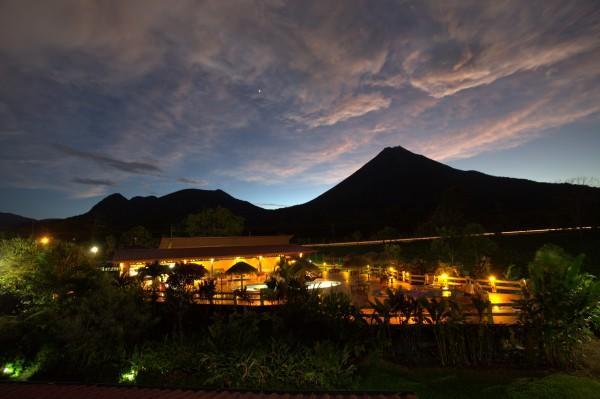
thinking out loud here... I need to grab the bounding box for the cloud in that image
[177,177,208,185]
[72,177,115,186]
[55,145,161,175]
[302,93,392,127]
[0,0,598,216]
[400,1,600,98]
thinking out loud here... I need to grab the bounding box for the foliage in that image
[130,314,356,390]
[183,207,244,236]
[0,238,39,299]
[431,224,496,276]
[505,374,600,399]
[373,226,399,240]
[515,244,600,367]
[119,226,156,248]
[0,239,154,381]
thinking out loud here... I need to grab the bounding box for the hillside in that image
[0,212,35,231]
[6,146,600,241]
[270,146,600,239]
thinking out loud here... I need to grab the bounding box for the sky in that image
[0,0,599,219]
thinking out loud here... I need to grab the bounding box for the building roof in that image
[160,235,294,249]
[0,382,414,399]
[113,244,314,263]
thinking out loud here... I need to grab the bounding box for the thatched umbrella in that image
[171,263,208,285]
[290,258,321,278]
[225,261,258,290]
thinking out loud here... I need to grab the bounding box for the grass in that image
[353,358,600,399]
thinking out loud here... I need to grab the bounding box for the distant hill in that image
[0,212,35,231]
[32,189,269,240]
[11,146,600,241]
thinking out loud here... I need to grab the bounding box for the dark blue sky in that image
[1,0,599,219]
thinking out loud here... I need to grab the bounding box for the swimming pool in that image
[238,279,341,291]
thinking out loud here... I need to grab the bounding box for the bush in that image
[515,245,600,367]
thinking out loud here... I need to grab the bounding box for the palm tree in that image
[166,262,208,339]
[138,262,170,300]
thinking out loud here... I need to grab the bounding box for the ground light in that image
[120,367,137,383]
[2,362,22,378]
[39,236,50,245]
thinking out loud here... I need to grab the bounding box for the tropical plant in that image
[515,244,600,367]
[165,263,207,338]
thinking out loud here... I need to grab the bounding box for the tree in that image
[166,263,207,338]
[120,226,155,248]
[458,223,497,277]
[516,245,600,367]
[183,207,244,236]
[374,226,399,240]
[0,238,39,299]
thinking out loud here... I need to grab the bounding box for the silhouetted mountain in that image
[14,146,600,241]
[270,146,600,239]
[0,212,35,231]
[35,189,269,240]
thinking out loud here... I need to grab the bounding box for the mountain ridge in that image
[3,146,600,239]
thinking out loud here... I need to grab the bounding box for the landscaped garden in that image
[1,236,599,398]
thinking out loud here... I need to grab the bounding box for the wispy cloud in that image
[177,177,208,185]
[55,145,161,175]
[72,177,115,186]
[301,93,392,127]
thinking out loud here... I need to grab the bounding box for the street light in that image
[89,245,99,255]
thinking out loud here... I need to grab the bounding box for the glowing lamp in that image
[89,245,99,254]
[39,236,50,245]
[489,275,497,292]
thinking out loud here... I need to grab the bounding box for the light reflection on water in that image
[240,279,342,292]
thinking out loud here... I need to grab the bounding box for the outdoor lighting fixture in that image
[89,245,99,254]
[489,275,497,292]
[39,236,50,245]
[299,252,303,258]
[442,290,452,297]
[120,368,137,383]
[439,273,449,290]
